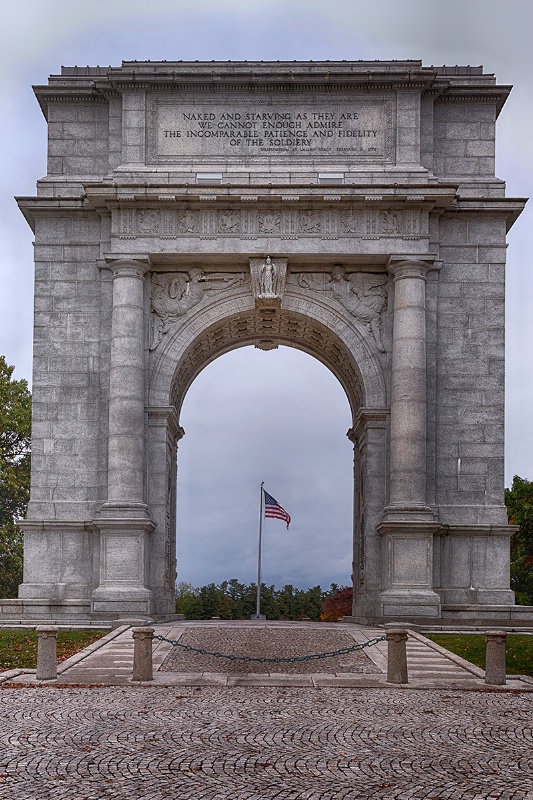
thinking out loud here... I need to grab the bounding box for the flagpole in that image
[255,481,264,618]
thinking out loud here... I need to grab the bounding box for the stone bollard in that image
[386,628,408,684]
[485,630,507,686]
[36,626,59,681]
[132,627,154,681]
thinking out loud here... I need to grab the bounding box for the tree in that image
[505,475,533,605]
[0,357,31,597]
[174,579,350,621]
[319,586,353,621]
[175,581,196,615]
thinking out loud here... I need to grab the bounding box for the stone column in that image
[378,259,441,620]
[388,260,431,513]
[105,258,149,511]
[92,257,154,616]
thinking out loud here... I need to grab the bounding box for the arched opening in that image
[147,301,387,617]
[176,345,354,590]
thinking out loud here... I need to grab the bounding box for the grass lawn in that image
[427,633,533,677]
[0,629,108,671]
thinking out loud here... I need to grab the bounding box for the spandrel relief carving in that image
[150,270,245,350]
[296,267,388,353]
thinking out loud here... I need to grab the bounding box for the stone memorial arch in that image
[6,60,528,624]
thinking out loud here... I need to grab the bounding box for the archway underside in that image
[170,307,365,419]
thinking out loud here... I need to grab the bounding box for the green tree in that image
[505,475,533,605]
[298,585,324,620]
[226,578,247,619]
[0,357,31,597]
[175,581,196,615]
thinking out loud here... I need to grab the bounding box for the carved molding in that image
[117,207,424,240]
[347,408,390,446]
[167,308,366,414]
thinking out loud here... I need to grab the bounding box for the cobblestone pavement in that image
[159,626,382,674]
[1,685,532,799]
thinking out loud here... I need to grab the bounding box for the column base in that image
[382,504,437,522]
[99,502,151,520]
[377,589,441,618]
[93,513,155,616]
[91,586,153,615]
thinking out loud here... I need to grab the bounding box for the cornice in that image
[450,197,528,230]
[81,183,458,211]
[21,187,526,228]
[32,60,511,117]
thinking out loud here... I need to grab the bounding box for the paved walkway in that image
[2,623,533,798]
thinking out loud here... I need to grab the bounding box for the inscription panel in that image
[147,94,395,163]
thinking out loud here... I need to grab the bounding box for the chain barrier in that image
[154,633,386,664]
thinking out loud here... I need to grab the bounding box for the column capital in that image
[146,406,185,442]
[387,256,440,281]
[103,255,151,279]
[347,408,389,446]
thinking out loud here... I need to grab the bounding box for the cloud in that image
[177,347,353,587]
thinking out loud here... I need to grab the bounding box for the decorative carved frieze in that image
[118,206,424,240]
[149,270,246,350]
[293,267,388,352]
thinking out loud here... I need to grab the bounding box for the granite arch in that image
[9,59,528,626]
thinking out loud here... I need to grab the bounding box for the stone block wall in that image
[27,213,103,522]
[435,213,508,526]
[433,101,497,181]
[46,102,109,177]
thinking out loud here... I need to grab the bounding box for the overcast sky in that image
[1,0,532,591]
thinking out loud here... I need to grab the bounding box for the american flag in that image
[263,489,291,529]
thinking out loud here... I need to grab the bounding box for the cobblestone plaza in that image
[1,684,532,799]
